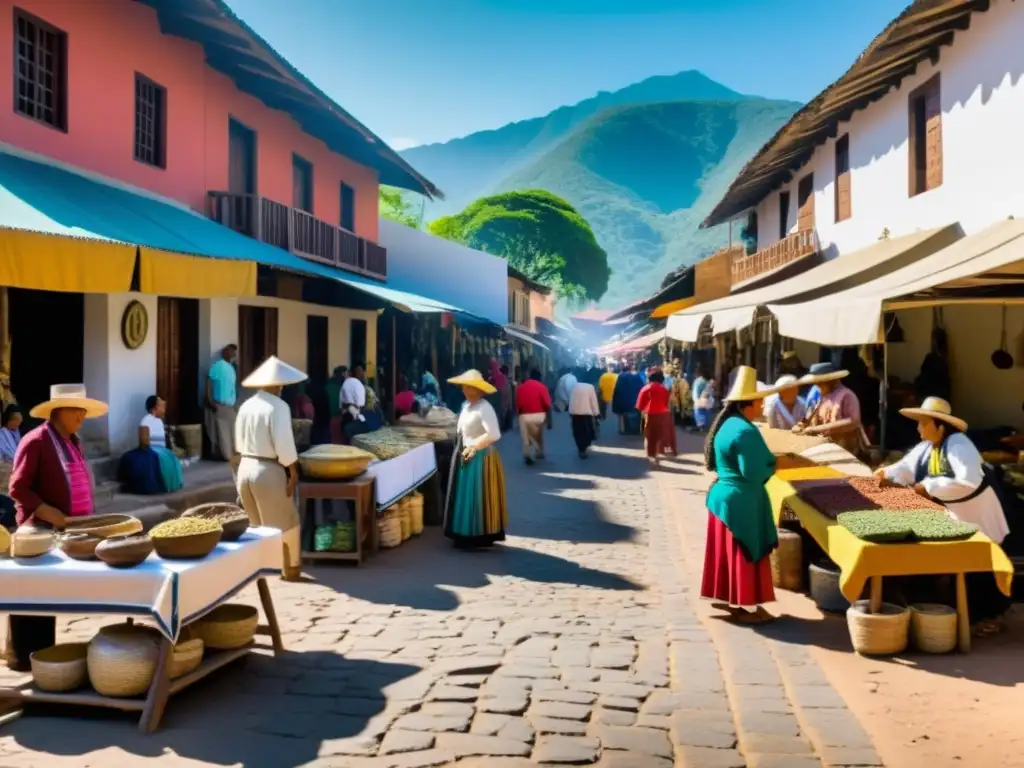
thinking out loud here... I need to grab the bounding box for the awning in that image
[769,219,1024,346]
[604,268,695,323]
[504,325,550,350]
[651,296,697,319]
[597,329,665,356]
[666,225,960,342]
[0,150,461,312]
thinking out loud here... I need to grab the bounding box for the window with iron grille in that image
[134,74,166,168]
[14,9,67,130]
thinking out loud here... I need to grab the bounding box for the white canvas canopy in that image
[769,218,1024,346]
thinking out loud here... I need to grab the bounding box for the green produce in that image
[150,517,222,539]
[838,509,978,543]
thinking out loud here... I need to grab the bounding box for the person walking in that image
[235,356,306,582]
[515,369,551,465]
[205,344,239,463]
[568,378,600,458]
[553,368,577,412]
[691,365,715,432]
[598,364,618,421]
[444,370,508,548]
[701,367,782,624]
[636,369,676,464]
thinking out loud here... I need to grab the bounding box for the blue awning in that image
[0,151,462,311]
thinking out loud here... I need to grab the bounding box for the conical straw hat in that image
[724,366,783,403]
[448,369,497,395]
[241,356,308,389]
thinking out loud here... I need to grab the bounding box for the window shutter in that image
[797,174,815,232]
[925,87,943,191]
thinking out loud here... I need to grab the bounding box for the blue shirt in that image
[209,359,237,406]
[805,385,822,411]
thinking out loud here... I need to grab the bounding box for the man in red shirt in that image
[515,369,552,465]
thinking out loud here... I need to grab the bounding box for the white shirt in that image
[341,377,367,418]
[235,390,299,467]
[140,414,167,448]
[554,373,577,409]
[568,382,600,416]
[763,395,807,430]
[457,399,501,451]
[883,434,1010,544]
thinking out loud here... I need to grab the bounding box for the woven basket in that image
[31,643,88,692]
[176,424,202,458]
[64,514,143,539]
[809,562,850,613]
[292,419,313,451]
[910,603,957,654]
[379,512,402,549]
[408,492,424,535]
[88,625,161,697]
[847,600,910,655]
[169,637,205,679]
[398,498,412,541]
[0,460,11,495]
[770,529,803,592]
[192,604,258,650]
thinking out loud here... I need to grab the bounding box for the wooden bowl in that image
[59,532,102,561]
[152,528,222,560]
[182,503,250,542]
[64,514,143,539]
[11,530,54,558]
[95,534,154,568]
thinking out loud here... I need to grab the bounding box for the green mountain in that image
[402,72,799,308]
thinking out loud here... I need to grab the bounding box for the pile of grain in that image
[796,476,943,519]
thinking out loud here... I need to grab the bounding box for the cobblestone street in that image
[0,420,882,767]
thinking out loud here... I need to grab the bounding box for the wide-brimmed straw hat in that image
[725,366,783,403]
[241,356,308,389]
[30,384,108,420]
[899,396,967,432]
[773,374,800,391]
[799,362,849,386]
[448,369,497,395]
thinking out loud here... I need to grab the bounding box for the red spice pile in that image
[796,476,943,519]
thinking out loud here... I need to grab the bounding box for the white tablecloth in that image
[365,442,437,509]
[0,527,282,642]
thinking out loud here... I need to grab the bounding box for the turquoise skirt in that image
[152,445,184,493]
[443,439,507,547]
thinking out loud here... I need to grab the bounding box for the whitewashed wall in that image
[752,0,1024,256]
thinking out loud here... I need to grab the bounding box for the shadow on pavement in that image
[7,651,421,767]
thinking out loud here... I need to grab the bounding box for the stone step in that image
[88,455,120,484]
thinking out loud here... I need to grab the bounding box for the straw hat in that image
[30,384,108,419]
[798,362,849,385]
[448,369,497,395]
[241,356,308,389]
[724,366,783,403]
[773,374,800,391]
[781,350,799,361]
[899,396,967,432]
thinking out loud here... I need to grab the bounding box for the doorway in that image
[8,289,84,431]
[156,297,200,425]
[228,118,256,196]
[349,318,367,370]
[306,315,328,385]
[238,305,278,384]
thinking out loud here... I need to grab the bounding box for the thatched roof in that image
[702,0,991,228]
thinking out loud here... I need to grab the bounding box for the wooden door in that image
[228,119,256,195]
[350,318,367,369]
[292,155,313,213]
[156,298,200,425]
[238,306,279,384]
[307,315,328,385]
[797,173,815,232]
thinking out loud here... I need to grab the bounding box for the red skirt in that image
[701,511,775,607]
[643,411,677,457]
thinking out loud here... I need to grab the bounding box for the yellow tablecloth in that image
[768,473,1014,602]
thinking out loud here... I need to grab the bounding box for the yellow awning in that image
[650,296,696,319]
[139,248,256,298]
[0,229,136,293]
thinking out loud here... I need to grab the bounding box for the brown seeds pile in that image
[796,476,943,518]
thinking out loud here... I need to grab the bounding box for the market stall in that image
[0,522,283,732]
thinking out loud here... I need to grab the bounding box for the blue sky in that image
[229,0,909,149]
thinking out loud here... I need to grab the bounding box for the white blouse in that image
[883,434,1010,543]
[457,399,502,451]
[141,414,167,448]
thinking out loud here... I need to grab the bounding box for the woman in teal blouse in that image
[701,366,782,624]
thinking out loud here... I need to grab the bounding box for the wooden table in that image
[0,530,284,732]
[298,475,377,564]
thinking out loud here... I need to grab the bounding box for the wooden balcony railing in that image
[730,229,818,286]
[208,192,387,281]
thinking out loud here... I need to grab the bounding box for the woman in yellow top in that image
[598,364,618,421]
[667,363,692,425]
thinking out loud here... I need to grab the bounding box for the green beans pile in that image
[838,509,977,543]
[150,517,222,539]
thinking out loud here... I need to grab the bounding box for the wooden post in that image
[869,576,883,614]
[389,314,397,425]
[955,572,971,653]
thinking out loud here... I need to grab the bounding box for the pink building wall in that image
[0,0,380,240]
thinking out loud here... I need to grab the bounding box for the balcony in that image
[730,229,818,287]
[208,192,387,281]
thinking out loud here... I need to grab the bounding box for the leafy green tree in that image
[379,186,424,229]
[428,190,610,302]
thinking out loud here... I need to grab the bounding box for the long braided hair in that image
[703,400,743,471]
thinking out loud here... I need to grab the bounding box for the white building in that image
[670,0,1024,427]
